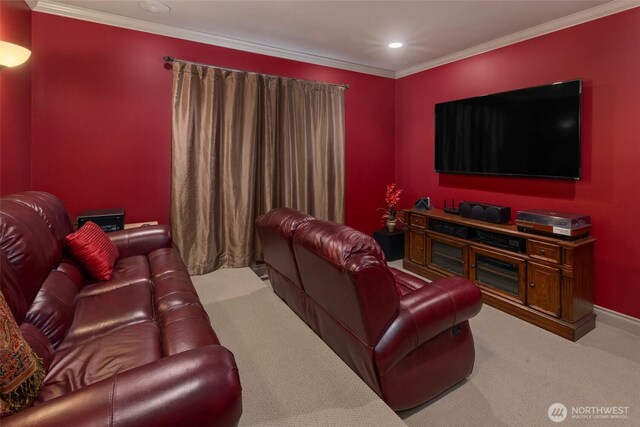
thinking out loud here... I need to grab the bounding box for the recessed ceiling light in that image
[139,0,171,13]
[388,42,403,49]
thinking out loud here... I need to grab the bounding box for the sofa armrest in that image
[389,267,429,293]
[109,225,172,258]
[374,276,482,375]
[5,345,242,427]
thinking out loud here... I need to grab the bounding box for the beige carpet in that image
[193,265,640,426]
[192,268,405,427]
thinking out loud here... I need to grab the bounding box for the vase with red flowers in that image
[379,183,404,232]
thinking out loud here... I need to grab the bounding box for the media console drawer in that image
[409,214,426,229]
[528,240,561,264]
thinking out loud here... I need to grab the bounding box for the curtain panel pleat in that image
[170,62,345,275]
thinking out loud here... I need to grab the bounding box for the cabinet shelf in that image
[477,265,518,281]
[403,208,596,341]
[433,250,462,263]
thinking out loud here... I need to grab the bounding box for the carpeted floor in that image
[192,264,640,426]
[192,267,406,427]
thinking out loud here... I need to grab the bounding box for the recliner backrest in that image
[255,208,315,289]
[292,220,399,346]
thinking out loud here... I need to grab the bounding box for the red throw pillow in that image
[65,221,119,281]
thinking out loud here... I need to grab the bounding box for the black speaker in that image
[458,202,511,224]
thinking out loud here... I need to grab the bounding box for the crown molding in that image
[29,0,639,81]
[30,0,396,79]
[396,0,640,78]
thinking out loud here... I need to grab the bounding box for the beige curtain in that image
[170,61,345,275]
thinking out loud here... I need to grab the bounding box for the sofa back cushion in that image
[5,192,74,251]
[292,220,398,346]
[0,200,59,317]
[255,208,315,289]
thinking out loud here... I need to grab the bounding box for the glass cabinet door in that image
[427,235,468,277]
[469,246,526,304]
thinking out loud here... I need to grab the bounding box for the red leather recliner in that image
[256,208,482,411]
[0,192,242,426]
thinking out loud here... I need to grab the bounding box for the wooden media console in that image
[403,208,596,341]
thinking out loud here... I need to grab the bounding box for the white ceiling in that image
[29,0,640,78]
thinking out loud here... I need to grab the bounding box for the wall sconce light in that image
[0,41,32,70]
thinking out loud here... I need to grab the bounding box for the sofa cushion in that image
[24,271,80,348]
[38,321,161,402]
[0,293,45,416]
[80,256,151,292]
[65,222,119,281]
[59,281,154,350]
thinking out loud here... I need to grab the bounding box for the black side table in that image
[373,229,405,261]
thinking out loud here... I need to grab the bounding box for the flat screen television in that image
[435,80,582,179]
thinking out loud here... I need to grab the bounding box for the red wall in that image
[29,8,640,318]
[0,0,32,195]
[395,8,640,318]
[31,13,395,233]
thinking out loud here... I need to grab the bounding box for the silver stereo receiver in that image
[516,209,591,238]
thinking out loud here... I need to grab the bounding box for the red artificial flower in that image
[385,183,402,208]
[379,183,404,224]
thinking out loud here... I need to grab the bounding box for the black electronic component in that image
[77,208,125,232]
[429,219,473,239]
[474,230,525,253]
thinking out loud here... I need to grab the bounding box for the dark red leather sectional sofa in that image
[0,192,242,426]
[256,207,483,411]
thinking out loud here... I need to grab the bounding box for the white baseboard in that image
[594,305,640,337]
[388,260,640,337]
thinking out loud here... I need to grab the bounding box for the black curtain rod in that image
[163,56,350,89]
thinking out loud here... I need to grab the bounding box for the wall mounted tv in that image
[435,79,582,180]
